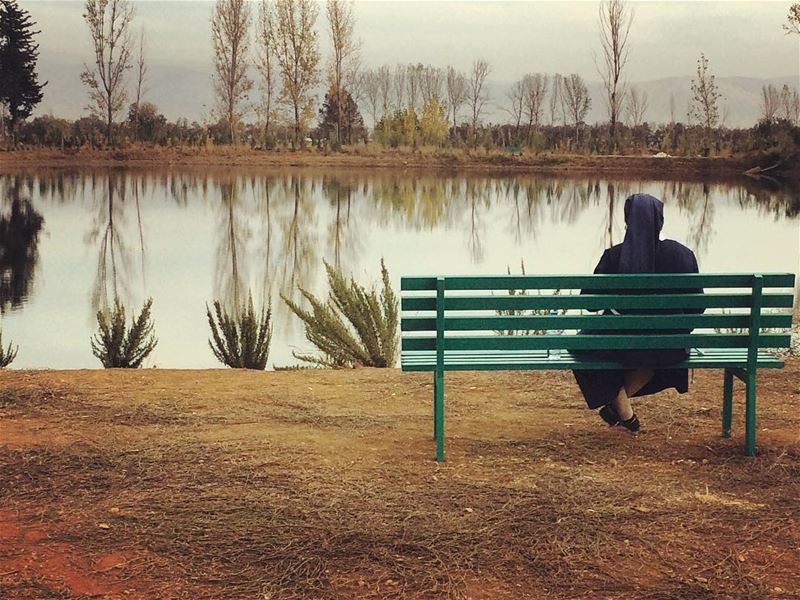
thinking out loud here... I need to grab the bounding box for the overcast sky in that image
[26,0,800,82]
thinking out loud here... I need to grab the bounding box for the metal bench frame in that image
[400,273,795,461]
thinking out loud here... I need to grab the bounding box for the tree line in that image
[1,0,800,157]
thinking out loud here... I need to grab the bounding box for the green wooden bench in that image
[400,273,795,461]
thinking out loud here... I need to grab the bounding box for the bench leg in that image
[722,369,733,439]
[434,370,445,462]
[745,371,757,457]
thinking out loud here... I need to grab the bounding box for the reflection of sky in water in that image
[1,171,797,369]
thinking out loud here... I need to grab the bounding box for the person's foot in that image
[619,413,640,434]
[599,404,620,426]
[598,404,640,433]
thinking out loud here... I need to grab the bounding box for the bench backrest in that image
[401,273,795,360]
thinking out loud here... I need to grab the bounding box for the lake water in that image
[1,168,798,369]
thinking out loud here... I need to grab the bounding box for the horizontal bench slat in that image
[401,273,795,291]
[401,333,791,351]
[400,313,793,332]
[401,293,794,312]
[401,349,785,372]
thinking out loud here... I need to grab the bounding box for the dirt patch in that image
[0,364,799,598]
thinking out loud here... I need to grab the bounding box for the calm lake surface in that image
[1,168,798,369]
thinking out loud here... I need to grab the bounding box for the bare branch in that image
[81,0,135,145]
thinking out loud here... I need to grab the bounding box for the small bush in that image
[282,259,398,368]
[91,298,158,368]
[0,330,18,368]
[207,295,272,370]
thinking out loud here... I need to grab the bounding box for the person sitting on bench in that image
[572,193,703,433]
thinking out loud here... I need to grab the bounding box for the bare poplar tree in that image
[689,53,721,132]
[406,63,423,111]
[269,0,320,148]
[257,0,279,144]
[561,73,591,144]
[81,0,135,145]
[669,92,676,124]
[326,0,360,144]
[361,68,381,129]
[505,78,524,140]
[780,84,800,124]
[132,29,147,142]
[420,65,444,105]
[211,0,253,144]
[548,73,563,126]
[468,58,490,144]
[597,0,633,153]
[522,73,548,139]
[625,86,648,127]
[445,66,467,131]
[392,64,406,110]
[376,64,391,117]
[760,84,781,124]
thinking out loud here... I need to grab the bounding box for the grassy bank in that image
[1,364,799,598]
[0,145,780,179]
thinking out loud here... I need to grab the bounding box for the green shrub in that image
[0,330,18,368]
[91,298,158,368]
[282,259,398,368]
[207,295,272,370]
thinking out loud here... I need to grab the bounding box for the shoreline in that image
[0,146,785,180]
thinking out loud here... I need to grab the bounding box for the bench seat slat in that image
[402,333,790,351]
[401,293,794,312]
[400,313,793,332]
[401,273,795,291]
[401,349,785,372]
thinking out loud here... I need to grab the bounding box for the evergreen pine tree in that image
[318,86,365,146]
[0,0,46,141]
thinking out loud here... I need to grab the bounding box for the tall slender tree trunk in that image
[609,92,617,153]
[107,102,113,145]
[294,103,300,148]
[228,99,235,145]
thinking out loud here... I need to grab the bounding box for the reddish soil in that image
[1,364,799,598]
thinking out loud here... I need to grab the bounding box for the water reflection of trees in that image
[671,181,716,258]
[213,179,250,311]
[5,170,798,317]
[278,176,319,296]
[206,175,323,334]
[735,179,800,219]
[321,176,362,270]
[85,174,148,316]
[0,179,45,314]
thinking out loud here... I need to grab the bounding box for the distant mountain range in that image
[34,57,798,129]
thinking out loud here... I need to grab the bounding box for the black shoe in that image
[599,404,620,426]
[619,413,640,433]
[599,404,641,433]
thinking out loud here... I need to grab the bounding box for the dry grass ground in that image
[0,363,799,599]
[0,146,762,179]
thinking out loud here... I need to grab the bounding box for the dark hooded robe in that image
[572,193,702,410]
